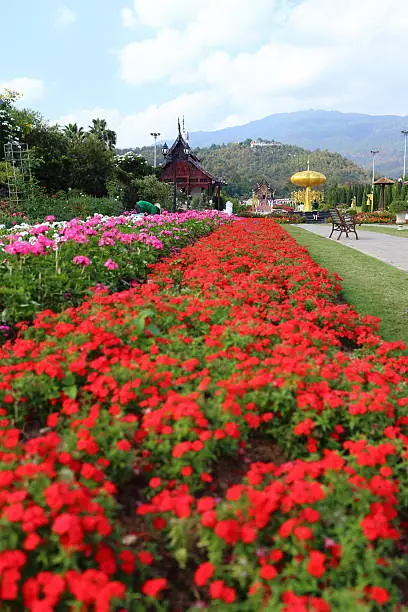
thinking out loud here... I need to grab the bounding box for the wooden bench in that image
[329,208,359,240]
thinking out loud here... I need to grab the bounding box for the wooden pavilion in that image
[160,122,224,207]
[373,177,395,210]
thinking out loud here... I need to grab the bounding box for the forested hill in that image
[190,110,408,178]
[127,140,369,198]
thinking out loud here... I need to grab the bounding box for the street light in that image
[402,130,408,181]
[150,132,160,168]
[370,149,379,211]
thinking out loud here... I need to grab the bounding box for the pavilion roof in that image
[161,122,225,185]
[373,177,395,185]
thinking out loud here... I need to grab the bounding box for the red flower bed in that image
[0,219,407,610]
[356,211,395,224]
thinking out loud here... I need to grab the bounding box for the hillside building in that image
[254,180,274,203]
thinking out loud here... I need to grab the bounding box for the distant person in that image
[312,199,319,221]
[136,200,161,215]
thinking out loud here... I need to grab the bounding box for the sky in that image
[1,0,408,147]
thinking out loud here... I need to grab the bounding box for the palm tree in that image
[88,118,117,151]
[63,123,86,143]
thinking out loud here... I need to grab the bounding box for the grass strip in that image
[286,225,408,344]
[359,225,408,238]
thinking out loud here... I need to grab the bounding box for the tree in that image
[63,123,86,144]
[0,90,22,160]
[23,123,71,193]
[68,135,115,196]
[89,118,117,151]
[115,151,156,182]
[122,175,172,210]
[10,107,43,141]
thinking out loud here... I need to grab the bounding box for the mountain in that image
[129,140,369,198]
[190,110,408,178]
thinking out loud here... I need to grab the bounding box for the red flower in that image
[47,413,59,428]
[222,586,236,603]
[215,519,241,544]
[23,533,41,550]
[294,418,316,436]
[194,562,215,586]
[149,477,161,488]
[181,465,193,477]
[209,580,224,599]
[117,439,131,451]
[197,497,215,513]
[307,551,326,577]
[367,586,390,604]
[5,503,24,522]
[260,565,277,580]
[153,517,166,530]
[137,551,154,565]
[241,524,257,543]
[201,511,217,528]
[141,578,168,598]
[294,526,313,541]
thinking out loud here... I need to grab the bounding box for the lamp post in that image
[402,130,408,181]
[150,132,160,168]
[370,150,379,211]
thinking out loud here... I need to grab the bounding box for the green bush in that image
[20,192,123,222]
[238,212,304,223]
[122,175,172,211]
[232,201,249,215]
[389,200,408,213]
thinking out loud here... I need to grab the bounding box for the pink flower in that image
[72,256,91,266]
[104,259,119,270]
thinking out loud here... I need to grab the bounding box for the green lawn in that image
[360,225,408,238]
[286,225,408,345]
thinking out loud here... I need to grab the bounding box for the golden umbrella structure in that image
[291,166,326,212]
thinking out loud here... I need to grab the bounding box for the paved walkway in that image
[296,224,408,273]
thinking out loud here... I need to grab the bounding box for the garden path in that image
[295,223,408,273]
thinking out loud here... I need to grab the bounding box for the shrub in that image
[20,193,124,223]
[238,211,304,223]
[356,210,395,224]
[389,200,408,213]
[122,176,172,211]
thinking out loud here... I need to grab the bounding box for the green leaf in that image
[63,385,77,399]
[147,323,161,336]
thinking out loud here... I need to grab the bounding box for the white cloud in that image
[114,0,408,144]
[55,108,121,131]
[0,77,45,102]
[54,92,222,147]
[120,30,188,84]
[121,8,137,28]
[55,5,77,28]
[121,0,197,30]
[119,0,278,86]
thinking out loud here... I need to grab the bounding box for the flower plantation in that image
[0,210,231,337]
[0,218,407,611]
